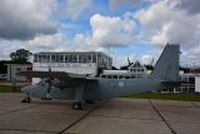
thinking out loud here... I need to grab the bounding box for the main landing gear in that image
[21,96,32,103]
[85,100,94,104]
[72,102,83,110]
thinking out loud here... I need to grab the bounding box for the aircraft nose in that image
[22,85,33,95]
[21,86,28,92]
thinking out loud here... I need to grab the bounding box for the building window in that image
[60,55,64,62]
[38,55,42,62]
[93,55,96,63]
[72,55,77,63]
[47,55,50,62]
[27,67,32,70]
[51,55,56,62]
[87,55,92,63]
[34,54,37,62]
[79,55,83,63]
[41,55,47,62]
[189,77,195,83]
[65,55,68,63]
[55,55,59,62]
[69,55,73,63]
[16,68,21,72]
[81,55,86,63]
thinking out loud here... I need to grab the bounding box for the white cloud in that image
[135,0,200,47]
[65,0,92,20]
[0,40,24,60]
[134,0,200,65]
[25,33,65,51]
[71,13,137,51]
[141,55,154,65]
[76,13,136,48]
[0,0,58,40]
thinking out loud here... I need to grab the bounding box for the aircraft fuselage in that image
[25,77,162,101]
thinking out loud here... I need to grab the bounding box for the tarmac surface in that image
[0,93,200,134]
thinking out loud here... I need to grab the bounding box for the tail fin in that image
[151,44,180,81]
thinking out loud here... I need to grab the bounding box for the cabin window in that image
[125,76,130,79]
[107,75,112,79]
[102,75,106,78]
[131,76,135,79]
[119,76,124,79]
[113,75,118,79]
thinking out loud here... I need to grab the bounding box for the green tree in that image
[10,49,32,64]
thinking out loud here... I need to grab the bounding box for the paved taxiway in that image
[0,93,199,134]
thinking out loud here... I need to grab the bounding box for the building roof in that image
[189,68,200,74]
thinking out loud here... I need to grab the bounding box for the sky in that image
[0,0,200,67]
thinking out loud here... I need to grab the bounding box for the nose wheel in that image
[72,102,83,110]
[21,96,32,103]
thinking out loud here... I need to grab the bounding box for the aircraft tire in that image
[72,102,83,110]
[85,100,94,104]
[21,96,32,103]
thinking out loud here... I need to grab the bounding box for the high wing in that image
[17,70,97,88]
[18,71,88,81]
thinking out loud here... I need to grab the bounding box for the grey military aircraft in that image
[19,44,180,110]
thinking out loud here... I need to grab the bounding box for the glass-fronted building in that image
[33,52,112,75]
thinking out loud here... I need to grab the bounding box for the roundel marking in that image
[118,81,124,87]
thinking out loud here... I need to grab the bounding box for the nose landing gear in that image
[21,96,32,103]
[72,102,83,110]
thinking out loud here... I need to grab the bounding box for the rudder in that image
[151,44,180,81]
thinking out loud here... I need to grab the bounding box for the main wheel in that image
[72,102,83,110]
